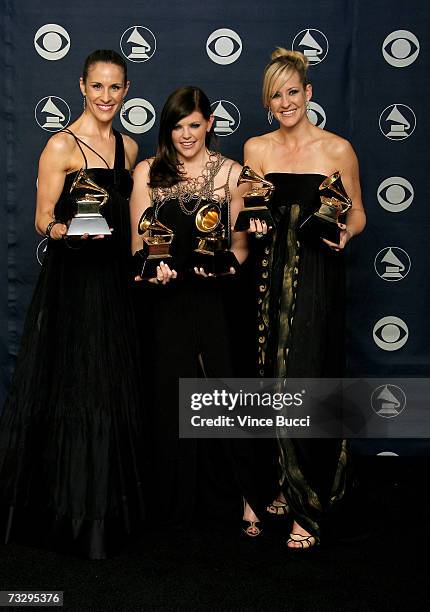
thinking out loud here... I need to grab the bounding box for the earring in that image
[306,100,310,112]
[82,95,86,111]
[267,108,273,125]
[121,98,126,117]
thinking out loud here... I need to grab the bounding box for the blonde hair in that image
[262,47,309,108]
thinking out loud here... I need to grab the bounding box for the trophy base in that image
[298,213,340,245]
[67,215,111,237]
[134,250,174,279]
[192,250,239,275]
[233,207,275,232]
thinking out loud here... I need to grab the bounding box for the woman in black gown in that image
[0,50,145,559]
[130,86,274,533]
[244,48,366,549]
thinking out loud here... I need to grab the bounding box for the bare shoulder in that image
[321,129,355,160]
[221,157,242,183]
[122,133,138,156]
[42,130,76,157]
[133,157,154,180]
[244,133,272,155]
[38,131,77,173]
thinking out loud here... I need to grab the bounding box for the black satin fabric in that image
[262,173,348,539]
[0,133,145,559]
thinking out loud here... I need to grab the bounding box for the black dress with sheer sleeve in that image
[0,130,145,559]
[257,172,348,540]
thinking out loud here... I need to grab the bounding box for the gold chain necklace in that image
[175,151,224,215]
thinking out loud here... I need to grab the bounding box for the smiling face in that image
[269,69,312,128]
[171,110,214,161]
[79,61,129,122]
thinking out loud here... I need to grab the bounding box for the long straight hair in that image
[149,86,215,188]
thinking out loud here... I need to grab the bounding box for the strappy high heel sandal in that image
[242,499,262,537]
[242,519,262,538]
[286,532,320,552]
[266,499,290,516]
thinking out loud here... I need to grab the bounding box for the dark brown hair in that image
[82,49,128,84]
[149,86,215,188]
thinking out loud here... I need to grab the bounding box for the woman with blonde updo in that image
[244,48,366,550]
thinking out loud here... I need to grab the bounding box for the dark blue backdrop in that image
[1,0,429,454]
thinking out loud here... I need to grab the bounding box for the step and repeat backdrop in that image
[1,0,429,454]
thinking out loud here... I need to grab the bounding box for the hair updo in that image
[82,49,128,84]
[262,47,309,108]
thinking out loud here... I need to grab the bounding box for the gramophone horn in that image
[69,167,109,206]
[138,208,173,235]
[195,204,221,233]
[319,171,352,205]
[237,165,274,191]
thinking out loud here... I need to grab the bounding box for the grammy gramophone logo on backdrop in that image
[379,104,416,140]
[374,247,411,281]
[206,29,242,65]
[34,96,71,132]
[377,177,414,213]
[292,29,329,65]
[382,30,420,68]
[34,24,70,60]
[371,384,407,418]
[210,100,241,136]
[120,26,157,62]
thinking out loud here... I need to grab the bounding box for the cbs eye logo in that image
[307,101,326,128]
[373,316,408,351]
[206,29,242,65]
[120,98,156,134]
[34,24,70,60]
[382,30,419,67]
[377,177,414,213]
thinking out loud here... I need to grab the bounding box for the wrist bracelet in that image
[45,220,62,238]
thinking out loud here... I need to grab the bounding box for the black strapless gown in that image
[0,132,145,558]
[258,173,348,539]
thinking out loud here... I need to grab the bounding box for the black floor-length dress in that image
[258,173,348,539]
[140,154,276,526]
[0,130,145,558]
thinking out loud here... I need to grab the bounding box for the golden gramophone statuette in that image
[234,165,275,232]
[135,208,174,278]
[299,171,352,244]
[67,168,111,237]
[193,203,238,275]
